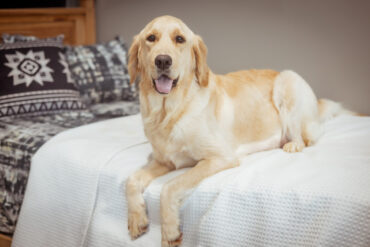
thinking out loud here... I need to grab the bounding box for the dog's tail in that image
[318,99,359,121]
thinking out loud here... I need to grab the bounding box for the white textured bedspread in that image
[12,114,370,247]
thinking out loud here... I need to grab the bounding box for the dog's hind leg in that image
[273,70,321,152]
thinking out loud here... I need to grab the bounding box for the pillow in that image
[2,33,65,43]
[89,101,140,119]
[0,40,85,118]
[65,37,137,105]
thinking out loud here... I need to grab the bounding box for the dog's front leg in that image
[160,158,239,247]
[126,157,173,239]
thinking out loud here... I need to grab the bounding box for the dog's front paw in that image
[128,210,149,240]
[283,141,304,153]
[162,225,183,247]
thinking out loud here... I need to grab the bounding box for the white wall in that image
[96,0,370,114]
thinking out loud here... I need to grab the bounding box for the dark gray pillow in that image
[2,33,64,43]
[0,40,85,118]
[65,37,137,105]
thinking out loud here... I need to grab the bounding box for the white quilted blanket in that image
[12,114,370,247]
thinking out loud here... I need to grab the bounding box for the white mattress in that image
[12,114,370,247]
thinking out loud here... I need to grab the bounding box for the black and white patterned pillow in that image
[0,40,85,118]
[65,37,137,105]
[2,33,64,43]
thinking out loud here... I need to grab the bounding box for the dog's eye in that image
[147,34,156,42]
[175,35,185,44]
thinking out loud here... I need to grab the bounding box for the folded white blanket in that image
[12,115,370,247]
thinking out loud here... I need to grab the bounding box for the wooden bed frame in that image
[0,0,95,45]
[0,1,96,246]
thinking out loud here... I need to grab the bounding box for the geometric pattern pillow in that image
[1,33,65,44]
[65,37,138,105]
[0,40,85,118]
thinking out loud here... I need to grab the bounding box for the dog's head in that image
[128,16,209,95]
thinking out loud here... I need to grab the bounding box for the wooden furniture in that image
[0,0,96,45]
[0,234,11,247]
[0,1,96,245]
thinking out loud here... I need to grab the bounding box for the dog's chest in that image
[144,118,201,169]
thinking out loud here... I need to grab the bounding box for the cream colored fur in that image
[125,16,351,247]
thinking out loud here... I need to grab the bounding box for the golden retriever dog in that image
[125,15,352,247]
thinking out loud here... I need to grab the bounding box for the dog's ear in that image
[128,35,141,84]
[193,35,209,87]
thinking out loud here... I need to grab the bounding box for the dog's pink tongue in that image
[155,75,173,94]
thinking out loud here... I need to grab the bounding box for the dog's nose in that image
[155,55,172,70]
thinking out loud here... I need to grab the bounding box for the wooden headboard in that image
[0,0,96,45]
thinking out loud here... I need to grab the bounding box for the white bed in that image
[12,114,370,247]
